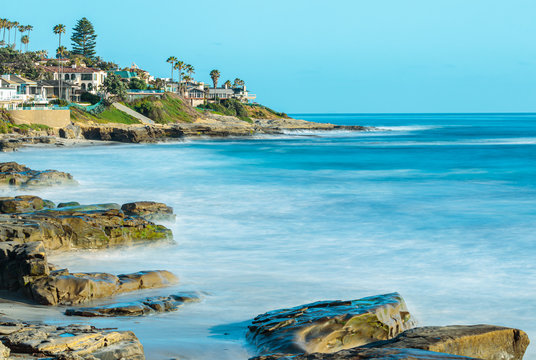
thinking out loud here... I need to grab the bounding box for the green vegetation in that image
[0,47,43,79]
[101,73,127,101]
[126,94,198,124]
[129,78,147,90]
[0,109,51,134]
[198,98,251,122]
[80,92,101,105]
[244,104,290,119]
[71,17,97,59]
[70,106,140,124]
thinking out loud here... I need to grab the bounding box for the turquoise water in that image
[1,113,535,359]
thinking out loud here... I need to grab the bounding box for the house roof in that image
[39,66,105,74]
[38,80,78,88]
[2,75,37,85]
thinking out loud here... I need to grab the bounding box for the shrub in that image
[81,91,101,105]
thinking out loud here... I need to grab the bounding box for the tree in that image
[129,78,147,90]
[21,35,29,52]
[56,46,68,59]
[224,80,232,89]
[17,25,25,52]
[233,78,245,88]
[185,64,195,80]
[166,56,177,85]
[101,73,127,101]
[25,25,33,52]
[53,24,66,100]
[210,69,220,89]
[71,17,97,59]
[0,19,7,46]
[174,61,185,95]
[11,21,19,48]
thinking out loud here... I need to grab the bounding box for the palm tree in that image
[233,78,245,88]
[0,19,7,46]
[224,80,232,89]
[56,46,67,58]
[11,21,19,48]
[21,35,29,53]
[174,60,185,95]
[6,21,13,47]
[25,25,33,52]
[210,69,220,89]
[53,24,66,100]
[185,64,195,80]
[166,56,177,87]
[17,25,25,51]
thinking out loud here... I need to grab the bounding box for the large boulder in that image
[0,161,77,187]
[121,201,176,222]
[30,269,178,305]
[0,241,49,290]
[250,348,481,360]
[0,319,145,359]
[360,325,530,360]
[247,293,415,355]
[65,292,201,317]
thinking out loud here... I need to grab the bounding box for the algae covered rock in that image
[121,201,176,221]
[247,292,415,355]
[360,325,530,360]
[0,195,45,213]
[250,348,481,360]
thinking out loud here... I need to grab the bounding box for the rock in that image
[247,293,415,355]
[0,162,77,187]
[43,199,56,208]
[360,325,530,360]
[121,201,176,221]
[65,292,201,317]
[59,124,82,139]
[249,348,481,360]
[0,341,10,359]
[30,269,178,306]
[0,319,145,359]
[57,201,81,208]
[0,195,44,213]
[0,206,173,251]
[0,241,178,305]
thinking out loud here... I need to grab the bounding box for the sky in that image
[2,0,536,113]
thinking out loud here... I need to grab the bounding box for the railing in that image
[126,89,165,94]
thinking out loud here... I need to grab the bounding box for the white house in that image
[39,65,107,94]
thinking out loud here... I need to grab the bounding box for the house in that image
[0,79,20,109]
[205,84,256,103]
[37,80,81,102]
[0,75,49,106]
[110,70,139,81]
[39,65,107,95]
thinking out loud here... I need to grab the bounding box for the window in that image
[81,74,92,81]
[88,83,93,91]
[65,74,69,80]
[94,74,97,80]
[81,83,86,91]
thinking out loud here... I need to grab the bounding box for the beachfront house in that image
[205,83,256,103]
[0,75,49,106]
[0,79,19,109]
[39,65,107,95]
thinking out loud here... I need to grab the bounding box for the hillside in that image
[70,107,141,125]
[125,94,201,124]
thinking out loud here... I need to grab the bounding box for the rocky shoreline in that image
[0,116,372,152]
[0,163,531,359]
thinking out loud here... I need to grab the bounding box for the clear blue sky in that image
[3,0,536,113]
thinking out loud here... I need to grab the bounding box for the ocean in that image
[1,113,535,359]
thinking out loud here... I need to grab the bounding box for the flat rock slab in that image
[360,325,530,360]
[0,161,77,187]
[65,292,201,317]
[0,319,144,359]
[250,347,481,360]
[247,292,415,355]
[0,205,173,251]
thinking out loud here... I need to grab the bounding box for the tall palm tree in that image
[0,19,7,46]
[25,25,33,52]
[6,21,13,48]
[174,60,185,95]
[224,80,232,89]
[210,69,220,89]
[11,21,19,48]
[233,78,245,88]
[166,56,177,87]
[17,25,25,51]
[53,24,66,100]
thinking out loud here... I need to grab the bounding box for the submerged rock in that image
[249,347,481,360]
[360,325,530,360]
[0,319,145,359]
[247,293,415,355]
[121,201,176,222]
[65,292,201,317]
[0,161,77,187]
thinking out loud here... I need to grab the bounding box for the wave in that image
[376,125,442,131]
